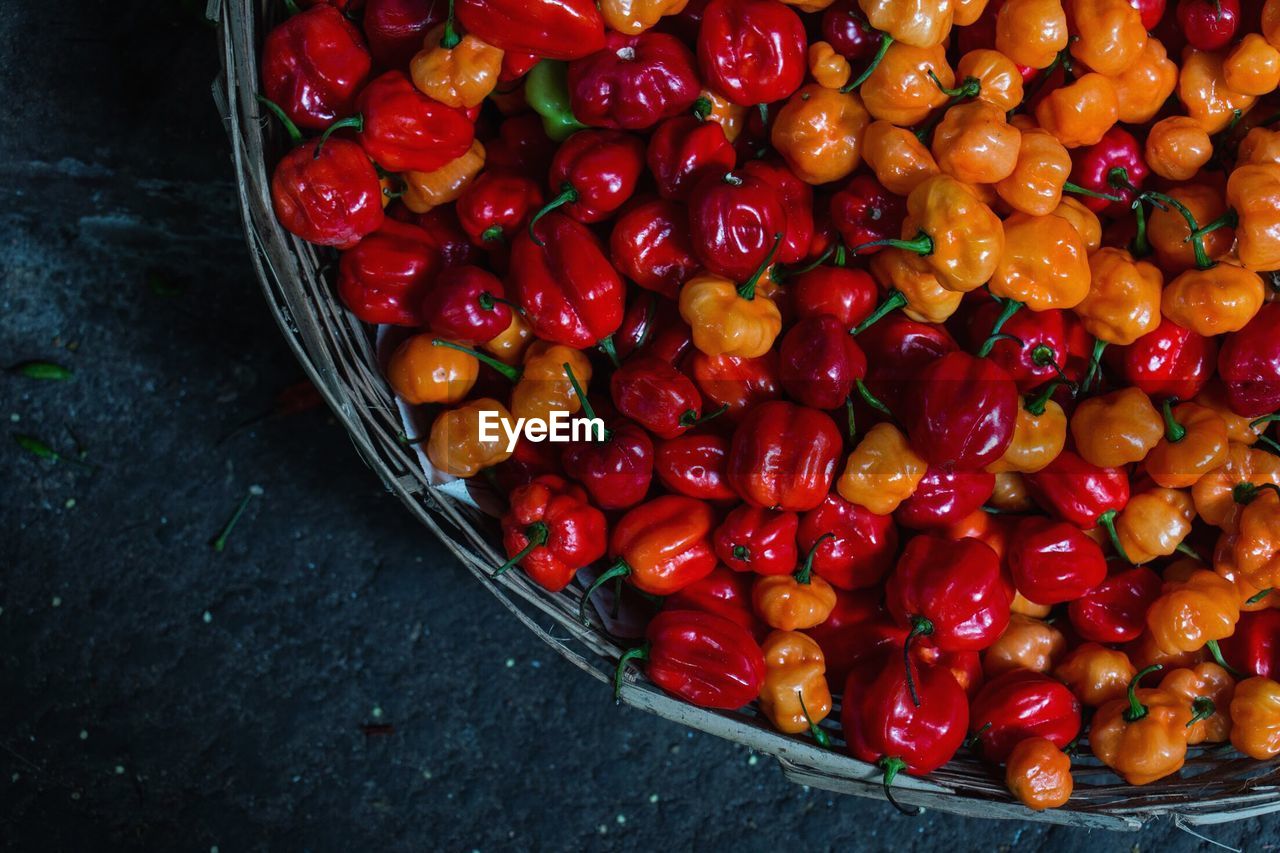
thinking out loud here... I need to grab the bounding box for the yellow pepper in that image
[996,0,1067,69]
[1162,262,1265,336]
[930,100,1020,185]
[426,397,515,478]
[1227,163,1280,272]
[679,256,783,359]
[859,42,953,125]
[1051,197,1102,251]
[1230,677,1280,759]
[600,0,689,34]
[860,120,941,196]
[1192,442,1280,532]
[1224,33,1280,96]
[1146,401,1230,490]
[1146,568,1240,654]
[1067,0,1146,76]
[858,0,953,46]
[697,88,747,142]
[1106,37,1178,125]
[509,341,592,423]
[1069,387,1164,469]
[989,211,1090,311]
[995,128,1071,216]
[386,333,478,405]
[867,248,965,323]
[1034,73,1119,149]
[1116,488,1197,565]
[986,389,1066,474]
[1178,48,1256,134]
[1145,116,1213,181]
[808,41,851,90]
[837,422,927,514]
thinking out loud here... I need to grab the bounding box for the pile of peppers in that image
[263,0,1280,814]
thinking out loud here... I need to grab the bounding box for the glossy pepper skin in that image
[697,0,807,107]
[739,160,815,266]
[420,265,511,343]
[409,23,504,110]
[609,198,699,300]
[715,506,799,576]
[1091,667,1193,785]
[1069,565,1163,644]
[1146,402,1229,490]
[1228,165,1280,273]
[1221,610,1280,679]
[688,170,786,282]
[498,475,606,592]
[537,130,646,226]
[1025,450,1130,532]
[1121,318,1218,403]
[778,315,867,410]
[969,669,1081,763]
[655,433,736,502]
[1069,127,1147,216]
[509,213,624,348]
[1114,488,1196,565]
[1069,388,1164,469]
[610,355,704,440]
[1005,738,1073,810]
[618,610,765,708]
[1219,489,1280,594]
[799,494,898,590]
[426,397,514,477]
[752,539,839,631]
[894,467,995,531]
[386,333,477,405]
[455,0,606,61]
[455,170,543,248]
[687,351,782,422]
[971,301,1089,394]
[605,495,718,597]
[1146,569,1240,655]
[1219,304,1280,418]
[1193,443,1280,532]
[337,220,436,325]
[1162,263,1265,338]
[1161,662,1235,745]
[990,212,1090,312]
[1075,248,1162,347]
[664,565,764,639]
[887,535,1010,653]
[1230,677,1280,759]
[1007,517,1108,606]
[561,419,654,511]
[271,138,384,249]
[931,101,1020,186]
[770,84,870,185]
[727,401,842,512]
[353,71,474,173]
[888,175,1004,294]
[903,352,1018,471]
[1054,643,1138,707]
[568,31,701,130]
[262,5,372,132]
[680,269,784,360]
[647,116,736,202]
[837,422,928,514]
[759,630,832,735]
[831,173,908,255]
[983,614,1066,678]
[361,0,443,69]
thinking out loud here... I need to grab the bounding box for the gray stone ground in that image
[1,1,1277,850]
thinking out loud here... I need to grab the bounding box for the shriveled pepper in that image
[1229,677,1280,759]
[426,397,515,477]
[1070,387,1164,469]
[496,475,606,592]
[753,537,839,631]
[759,630,832,736]
[1054,643,1138,707]
[837,422,928,514]
[1005,738,1073,810]
[1146,401,1229,489]
[727,401,843,512]
[1115,487,1197,565]
[614,610,765,708]
[770,84,870,185]
[1160,662,1234,745]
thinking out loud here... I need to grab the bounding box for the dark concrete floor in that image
[1,2,1275,850]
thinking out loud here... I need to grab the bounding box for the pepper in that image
[1121,318,1218,403]
[485,113,557,174]
[362,0,446,70]
[694,88,748,142]
[858,42,952,125]
[1228,164,1280,273]
[261,5,372,132]
[1034,73,1119,149]
[401,139,486,213]
[1147,184,1233,274]
[837,422,928,514]
[778,315,867,411]
[1024,450,1130,550]
[727,401,843,512]
[455,170,543,248]
[809,41,852,89]
[525,61,587,141]
[1144,117,1213,181]
[688,170,786,282]
[1070,388,1164,468]
[798,493,899,590]
[601,0,691,34]
[857,314,958,412]
[821,0,880,59]
[664,565,764,638]
[496,475,606,592]
[1075,248,1162,348]
[1178,48,1256,134]
[655,433,737,502]
[985,387,1067,475]
[482,312,532,366]
[409,18,504,110]
[604,207,692,303]
[759,630,833,736]
[1054,643,1138,707]
[420,265,512,343]
[614,610,765,708]
[1160,663,1234,745]
[970,301,1090,393]
[989,212,1090,312]
[1229,677,1280,759]
[426,397,514,477]
[530,130,646,230]
[346,70,475,174]
[789,265,878,330]
[770,84,870,185]
[739,160,816,266]
[679,260,784,361]
[610,355,705,440]
[647,116,736,202]
[1069,565,1163,643]
[715,506,799,576]
[931,101,1020,185]
[336,220,435,326]
[1193,443,1280,531]
[1051,197,1102,252]
[1068,0,1147,75]
[752,536,839,631]
[1219,305,1280,419]
[1008,517,1107,605]
[1195,383,1270,447]
[1177,0,1240,50]
[1068,128,1146,216]
[1146,568,1240,655]
[902,351,1018,471]
[454,0,605,61]
[385,333,477,405]
[502,341,592,423]
[951,48,1024,111]
[867,251,965,325]
[1005,738,1073,810]
[687,351,782,422]
[895,467,994,530]
[568,31,700,130]
[509,213,624,349]
[1108,37,1178,125]
[1116,487,1198,565]
[887,535,1010,654]
[1220,610,1280,679]
[1091,665,1192,785]
[1221,487,1280,590]
[1239,126,1280,166]
[859,0,953,46]
[982,614,1066,678]
[1146,401,1229,489]
[995,128,1071,216]
[858,122,939,198]
[969,669,1081,763]
[696,0,807,107]
[561,416,654,511]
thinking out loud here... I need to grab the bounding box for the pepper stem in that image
[692,96,712,120]
[431,338,522,382]
[579,559,631,626]
[678,402,730,429]
[493,521,549,577]
[1175,540,1203,561]
[798,691,832,749]
[1188,697,1216,728]
[1081,338,1108,392]
[738,233,784,300]
[613,643,650,704]
[1097,508,1131,564]
[794,533,834,584]
[597,334,621,369]
[255,95,302,145]
[903,616,934,708]
[845,396,857,442]
[562,362,610,441]
[1205,639,1244,677]
[851,291,908,336]
[480,225,504,243]
[314,114,363,159]
[1189,209,1237,240]
[976,298,1024,357]
[878,756,922,816]
[1162,398,1186,443]
[1030,345,1077,392]
[1247,587,1274,604]
[927,70,980,98]
[855,379,892,417]
[1024,381,1061,417]
[528,182,579,246]
[440,0,460,49]
[847,230,933,258]
[1131,198,1151,257]
[1062,181,1123,203]
[842,32,893,92]
[775,242,839,282]
[1122,664,1163,722]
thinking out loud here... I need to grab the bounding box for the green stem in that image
[431,338,522,382]
[314,114,363,159]
[1175,541,1203,561]
[738,233,784,300]
[480,225,504,243]
[561,362,610,442]
[775,242,839,282]
[1123,664,1163,722]
[903,617,934,708]
[1081,338,1108,393]
[691,96,712,120]
[283,0,300,14]
[842,33,894,92]
[255,95,302,145]
[1030,344,1076,393]
[1206,639,1244,677]
[799,691,832,749]
[1247,588,1273,605]
[1188,697,1216,728]
[580,559,630,626]
[678,402,730,430]
[440,0,460,48]
[757,102,769,127]
[211,487,262,552]
[597,334,621,369]
[1162,398,1186,443]
[855,379,892,417]
[493,521,549,577]
[977,298,1023,357]
[528,182,579,246]
[845,396,857,443]
[613,643,650,704]
[1062,181,1123,203]
[1131,198,1151,258]
[847,230,933,258]
[927,70,980,98]
[878,757,922,816]
[1189,209,1237,240]
[1097,508,1130,564]
[794,533,834,585]
[7,361,72,380]
[1024,381,1061,417]
[851,291,908,336]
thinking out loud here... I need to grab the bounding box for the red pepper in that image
[789,266,878,330]
[858,315,958,412]
[968,300,1091,394]
[967,670,1082,763]
[1007,516,1109,606]
[611,355,706,440]
[714,505,800,576]
[741,160,816,265]
[902,352,1019,471]
[496,475,607,593]
[1024,450,1130,551]
[615,610,765,708]
[613,293,694,364]
[727,401,843,512]
[261,5,372,132]
[886,535,1011,653]
[492,432,564,494]
[509,213,624,348]
[499,51,541,84]
[688,170,786,282]
[655,433,737,502]
[778,315,868,411]
[455,170,544,248]
[798,494,898,590]
[895,467,996,531]
[697,0,806,107]
[1067,565,1163,643]
[609,198,700,300]
[568,31,702,131]
[807,589,886,685]
[590,495,718,604]
[1120,317,1218,403]
[1129,0,1168,30]
[831,174,907,258]
[1219,304,1280,418]
[419,265,511,343]
[686,351,783,421]
[1220,610,1280,679]
[455,0,605,61]
[485,114,557,176]
[349,70,474,173]
[361,0,444,69]
[269,125,384,249]
[396,206,477,268]
[531,130,647,228]
[1177,0,1239,49]
[1070,127,1148,216]
[647,116,737,202]
[561,419,654,511]
[820,0,880,61]
[336,219,435,325]
[664,565,766,638]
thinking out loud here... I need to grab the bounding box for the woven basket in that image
[212,0,1280,828]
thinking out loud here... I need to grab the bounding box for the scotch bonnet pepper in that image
[496,475,607,592]
[727,401,843,513]
[614,609,766,707]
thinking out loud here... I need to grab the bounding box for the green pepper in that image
[526,60,586,142]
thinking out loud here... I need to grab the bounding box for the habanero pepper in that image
[426,397,514,478]
[752,536,839,630]
[739,160,817,266]
[1107,37,1178,125]
[561,416,655,512]
[609,198,700,301]
[1091,665,1192,785]
[995,0,1067,68]
[1024,449,1130,550]
[970,300,1090,393]
[610,355,705,440]
[1230,677,1280,759]
[400,138,486,213]
[688,170,786,282]
[346,70,475,174]
[1069,129,1146,217]
[1145,401,1229,489]
[1220,610,1280,679]
[777,315,867,411]
[455,170,543,248]
[679,260,784,361]
[1218,487,1280,591]
[1162,263,1266,338]
[1007,516,1108,606]
[894,467,995,531]
[858,122,939,198]
[530,129,646,229]
[1035,73,1119,150]
[337,219,437,325]
[1074,247,1162,348]
[686,350,783,422]
[261,5,372,132]
[654,432,737,502]
[1160,662,1235,745]
[770,84,870,185]
[614,609,765,708]
[788,265,878,331]
[759,630,833,737]
[989,212,1090,312]
[1005,737,1073,810]
[985,385,1067,475]
[1145,117,1213,182]
[931,101,1020,186]
[887,535,1011,656]
[1219,303,1280,418]
[1069,565,1163,644]
[860,0,953,46]
[996,128,1071,217]
[647,115,737,202]
[1120,317,1218,403]
[727,401,843,512]
[362,0,445,69]
[696,0,807,107]
[798,493,899,590]
[858,42,953,126]
[664,565,766,639]
[715,505,799,576]
[409,20,504,110]
[600,0,691,35]
[968,669,1081,763]
[386,333,476,405]
[455,0,605,61]
[1069,387,1164,469]
[1146,567,1241,654]
[496,475,606,592]
[420,265,512,343]
[1115,487,1197,565]
[902,351,1018,471]
[1192,442,1280,531]
[568,31,701,131]
[1179,48,1256,134]
[982,613,1067,678]
[837,422,928,514]
[1054,642,1138,707]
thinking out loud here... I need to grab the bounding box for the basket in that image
[212,0,1280,829]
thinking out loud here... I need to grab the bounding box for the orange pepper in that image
[995,0,1067,68]
[1144,117,1214,182]
[1126,629,1208,672]
[1147,184,1234,273]
[402,139,485,213]
[1116,488,1197,565]
[859,0,953,46]
[386,333,478,405]
[509,341,591,423]
[1239,127,1280,165]
[599,0,689,34]
[1106,37,1178,125]
[410,24,504,109]
[808,41,852,90]
[1146,568,1240,654]
[1192,442,1280,531]
[1223,487,1280,590]
[954,0,990,24]
[1146,402,1230,490]
[1230,676,1280,758]
[859,42,953,125]
[1054,643,1137,707]
[888,174,1005,293]
[860,121,941,195]
[990,471,1035,512]
[1228,164,1280,272]
[1069,387,1163,468]
[930,101,1020,184]
[1075,248,1162,346]
[771,84,870,185]
[1195,382,1270,447]
[482,312,533,365]
[758,630,833,736]
[837,422,927,514]
[1011,590,1052,619]
[1089,666,1192,785]
[953,49,1025,112]
[867,248,964,322]
[1162,262,1265,336]
[679,260,783,359]
[1067,0,1146,76]
[753,540,838,631]
[995,128,1071,216]
[986,390,1066,474]
[1051,197,1102,251]
[1034,73,1119,149]
[1224,34,1280,97]
[780,0,838,11]
[1178,49,1257,134]
[983,614,1066,678]
[426,397,515,478]
[697,88,746,142]
[1160,663,1234,745]
[1267,0,1280,46]
[1005,737,1073,810]
[989,211,1089,310]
